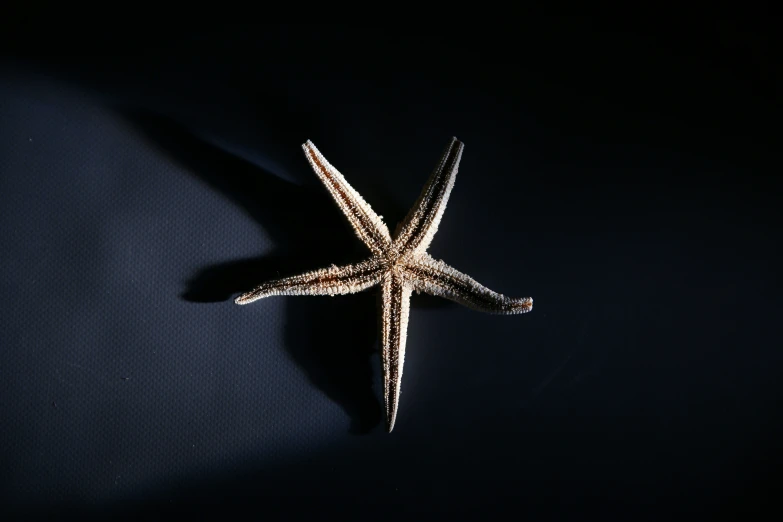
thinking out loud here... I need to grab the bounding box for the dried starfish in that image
[236,137,533,432]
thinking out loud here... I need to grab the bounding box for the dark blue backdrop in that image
[1,21,779,521]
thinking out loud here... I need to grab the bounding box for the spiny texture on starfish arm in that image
[235,137,533,432]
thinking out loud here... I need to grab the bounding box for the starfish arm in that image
[403,254,533,314]
[394,137,464,257]
[380,271,412,433]
[234,258,385,305]
[302,141,392,256]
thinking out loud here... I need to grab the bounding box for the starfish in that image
[235,137,533,432]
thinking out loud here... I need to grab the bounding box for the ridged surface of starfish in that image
[236,138,533,432]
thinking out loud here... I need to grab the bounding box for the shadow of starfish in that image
[120,109,387,433]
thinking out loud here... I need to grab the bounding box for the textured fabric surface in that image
[0,22,780,521]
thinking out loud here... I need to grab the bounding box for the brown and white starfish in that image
[235,137,533,432]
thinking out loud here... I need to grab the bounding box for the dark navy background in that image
[1,20,780,520]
